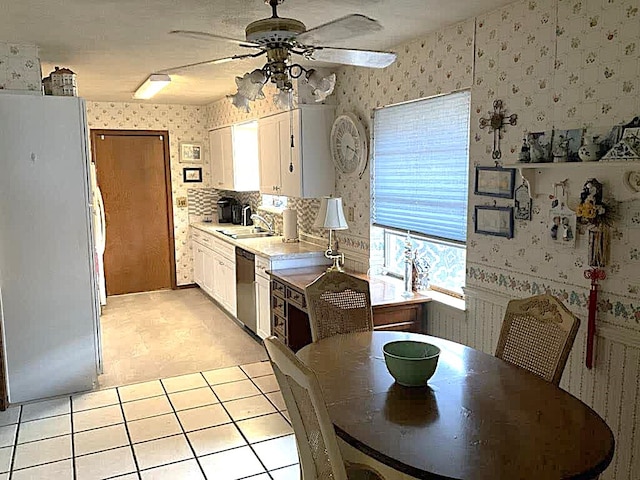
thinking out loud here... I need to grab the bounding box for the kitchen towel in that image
[282,208,298,241]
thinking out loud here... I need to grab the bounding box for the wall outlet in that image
[176,197,187,208]
[346,206,355,223]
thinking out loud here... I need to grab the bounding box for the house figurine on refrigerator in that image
[50,66,77,96]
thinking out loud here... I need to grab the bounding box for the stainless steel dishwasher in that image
[235,247,257,335]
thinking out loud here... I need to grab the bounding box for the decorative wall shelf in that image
[504,160,640,197]
[504,160,640,169]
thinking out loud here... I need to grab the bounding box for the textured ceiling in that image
[3,0,513,105]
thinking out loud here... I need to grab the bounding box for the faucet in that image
[250,213,275,234]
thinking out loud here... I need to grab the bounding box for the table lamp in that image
[314,196,349,271]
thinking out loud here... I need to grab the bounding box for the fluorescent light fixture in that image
[133,74,171,99]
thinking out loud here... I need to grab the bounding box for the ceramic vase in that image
[579,136,600,162]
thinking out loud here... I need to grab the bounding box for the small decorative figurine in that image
[49,67,77,96]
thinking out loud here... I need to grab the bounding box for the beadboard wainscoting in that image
[426,290,640,480]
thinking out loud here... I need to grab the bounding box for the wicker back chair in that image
[264,336,383,480]
[305,271,374,342]
[495,294,580,386]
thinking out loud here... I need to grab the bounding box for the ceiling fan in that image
[162,0,397,104]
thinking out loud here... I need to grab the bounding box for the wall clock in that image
[330,112,368,177]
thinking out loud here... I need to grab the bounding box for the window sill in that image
[372,272,466,312]
[425,289,466,312]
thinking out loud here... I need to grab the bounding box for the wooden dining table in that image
[297,331,615,480]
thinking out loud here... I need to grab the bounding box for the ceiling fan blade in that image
[158,51,266,74]
[169,30,259,49]
[295,14,383,46]
[306,47,396,68]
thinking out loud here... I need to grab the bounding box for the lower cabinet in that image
[203,248,214,295]
[255,255,272,340]
[193,244,205,287]
[193,230,236,317]
[193,242,215,297]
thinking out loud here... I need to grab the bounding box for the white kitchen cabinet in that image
[193,244,204,287]
[211,236,237,317]
[192,231,215,297]
[255,255,271,339]
[213,254,236,316]
[258,105,335,198]
[209,121,259,192]
[202,247,214,295]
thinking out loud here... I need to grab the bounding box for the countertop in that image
[191,222,328,261]
[269,265,432,308]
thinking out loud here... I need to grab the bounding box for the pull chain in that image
[289,90,294,173]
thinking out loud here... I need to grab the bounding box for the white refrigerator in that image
[0,94,102,404]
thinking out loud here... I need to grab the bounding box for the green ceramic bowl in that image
[383,340,441,387]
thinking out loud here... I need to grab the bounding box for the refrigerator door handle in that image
[95,185,106,255]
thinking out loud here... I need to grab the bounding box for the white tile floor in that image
[0,361,300,480]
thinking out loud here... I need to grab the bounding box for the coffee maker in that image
[231,203,253,225]
[217,197,236,223]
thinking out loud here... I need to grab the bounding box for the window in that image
[371,91,470,296]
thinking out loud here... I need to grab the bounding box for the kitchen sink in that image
[217,228,275,240]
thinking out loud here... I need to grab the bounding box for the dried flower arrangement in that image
[576,178,616,267]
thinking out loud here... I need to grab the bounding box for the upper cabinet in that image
[209,121,259,191]
[258,106,335,198]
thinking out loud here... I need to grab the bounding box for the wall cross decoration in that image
[479,100,518,159]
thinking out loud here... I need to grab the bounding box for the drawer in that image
[271,280,285,298]
[255,256,271,277]
[213,237,235,260]
[272,295,286,317]
[198,233,213,247]
[192,229,203,242]
[272,313,286,336]
[286,286,306,310]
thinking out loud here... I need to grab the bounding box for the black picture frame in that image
[474,205,514,238]
[474,166,516,199]
[183,167,202,183]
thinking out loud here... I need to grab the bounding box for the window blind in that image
[372,91,470,243]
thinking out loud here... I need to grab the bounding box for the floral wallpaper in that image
[0,43,42,92]
[86,102,208,286]
[334,0,639,329]
[468,0,640,332]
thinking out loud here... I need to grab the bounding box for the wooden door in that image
[91,131,175,295]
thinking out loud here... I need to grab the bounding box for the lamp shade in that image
[314,197,349,230]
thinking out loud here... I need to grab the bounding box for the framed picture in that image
[527,131,553,163]
[180,143,203,164]
[474,166,516,198]
[474,205,514,238]
[183,167,202,183]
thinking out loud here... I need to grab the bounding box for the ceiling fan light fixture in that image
[235,71,267,101]
[133,74,171,99]
[273,89,294,110]
[228,92,252,113]
[305,69,336,102]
